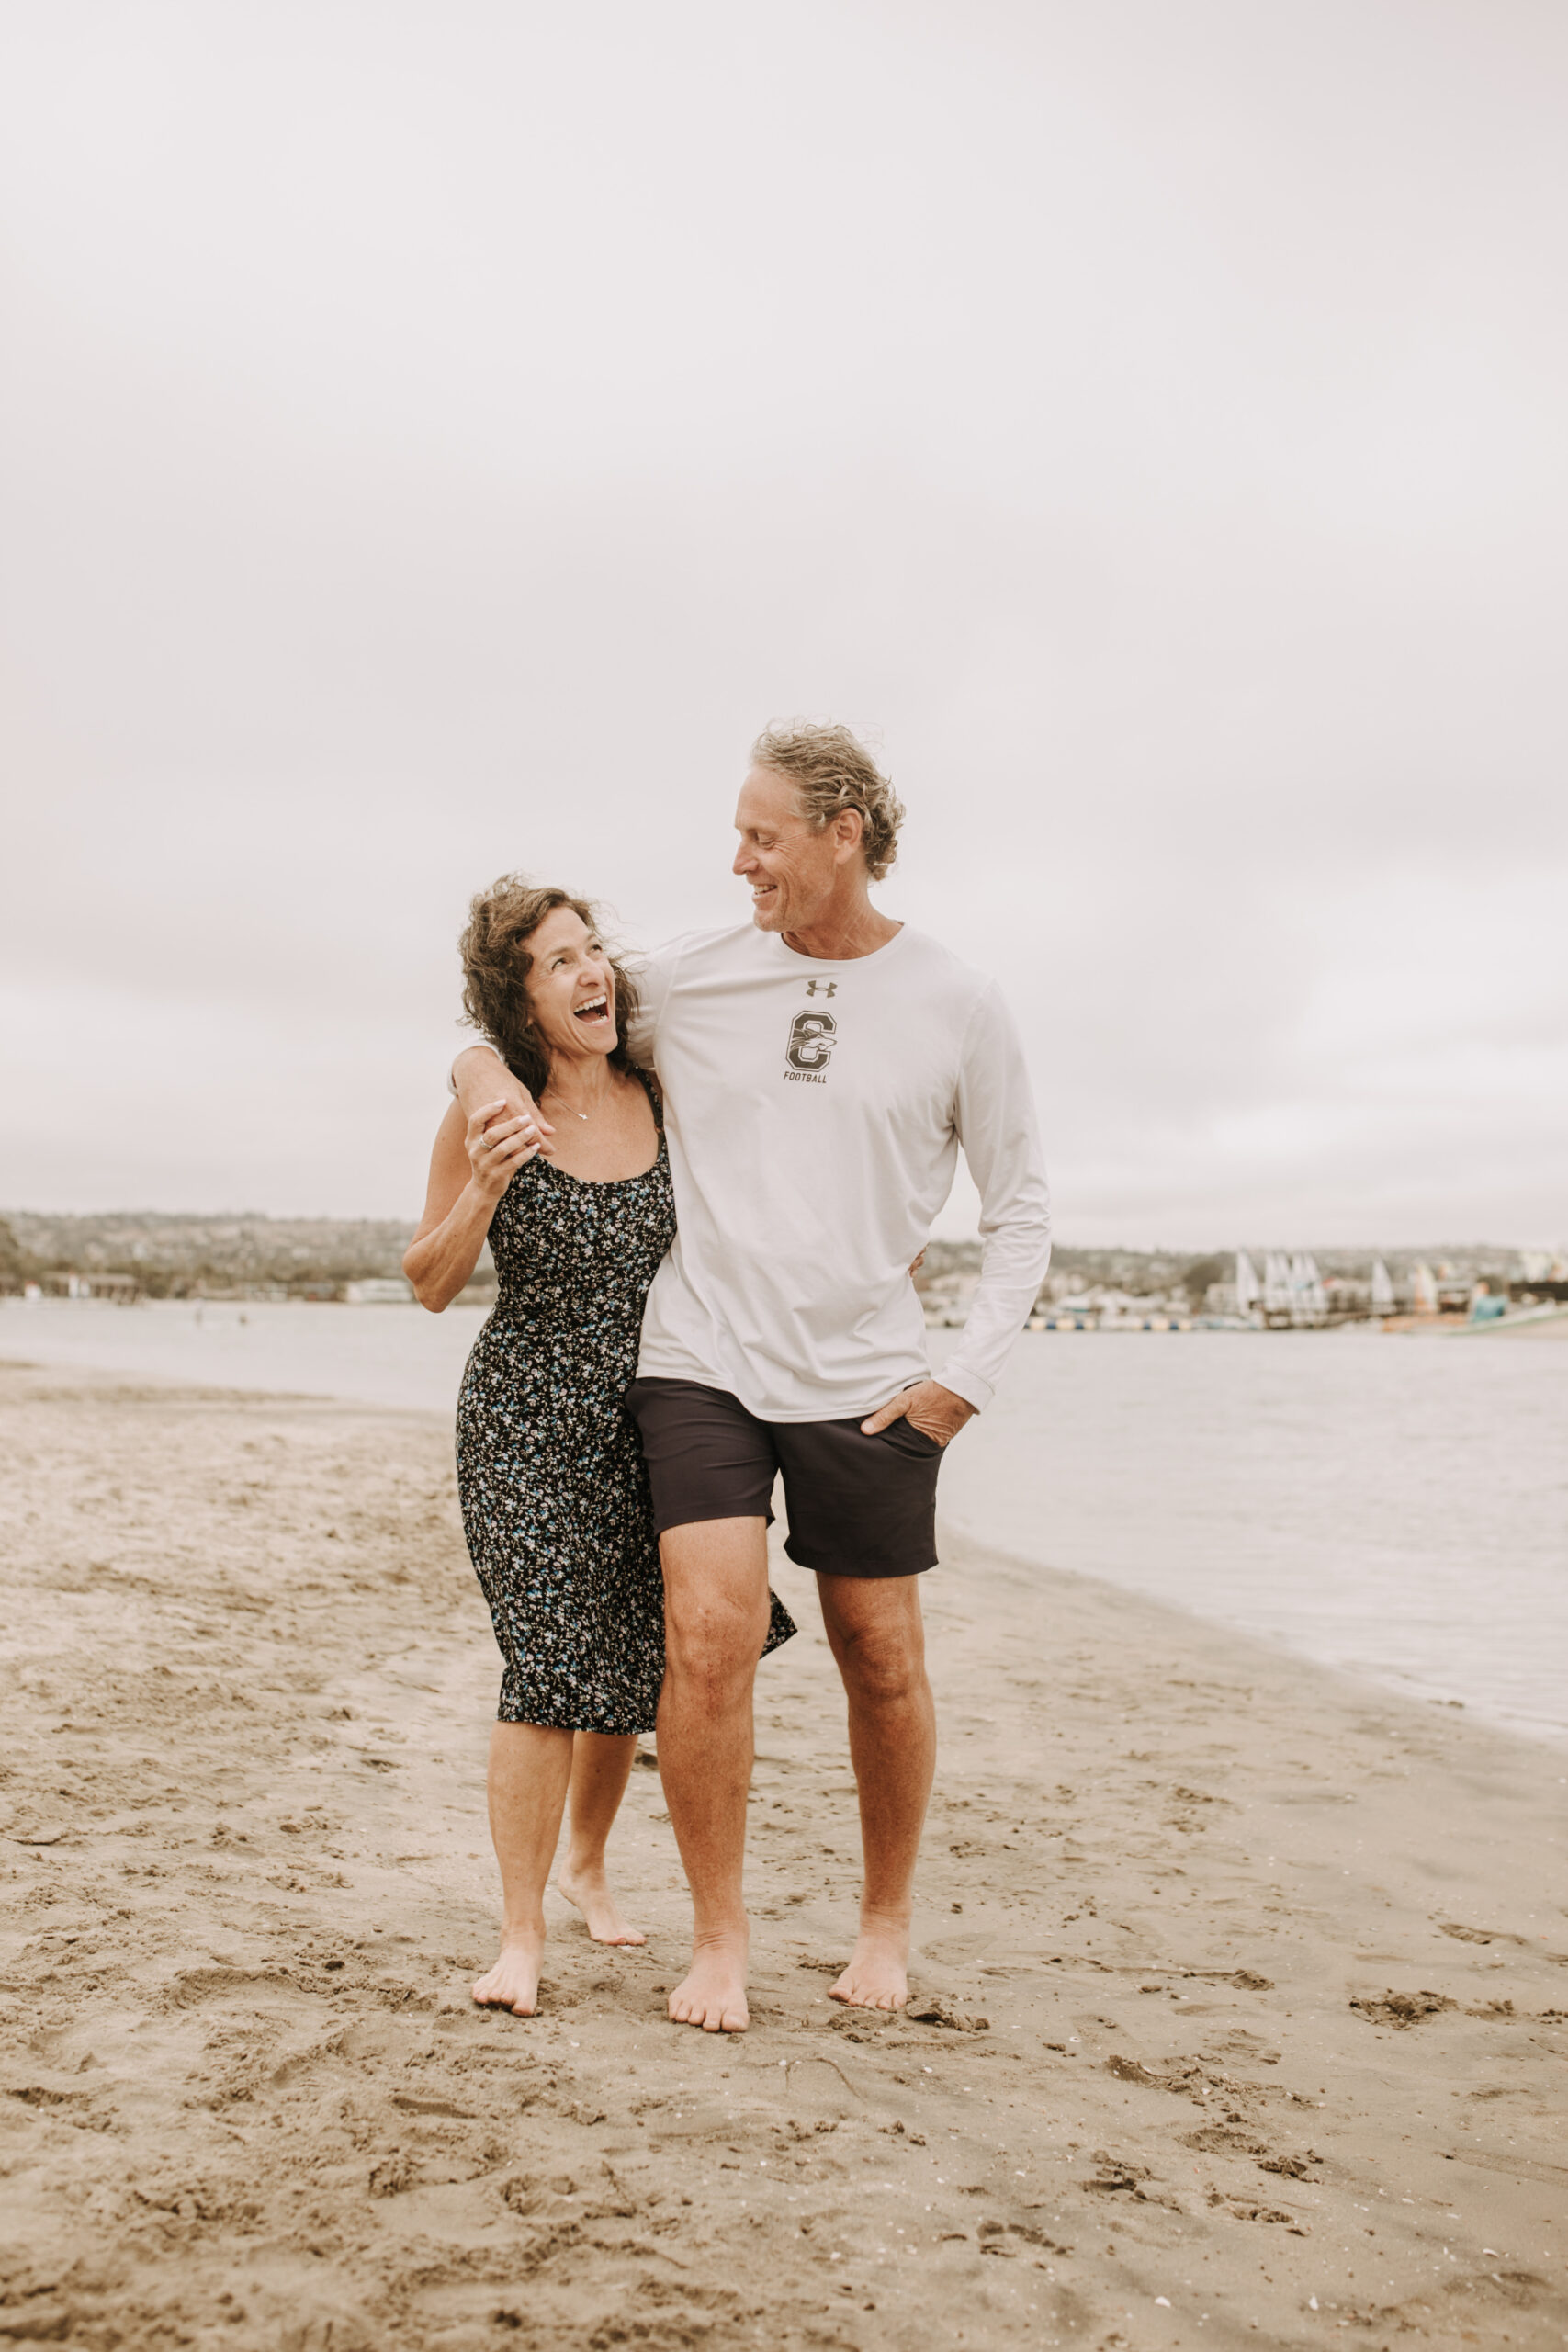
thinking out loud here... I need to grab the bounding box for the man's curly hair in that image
[750,720,905,881]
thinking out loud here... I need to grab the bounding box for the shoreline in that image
[6,1311,1565,1756]
[2,1363,1564,2349]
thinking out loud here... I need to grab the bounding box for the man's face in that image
[732,765,840,933]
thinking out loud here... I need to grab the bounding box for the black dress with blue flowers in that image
[457,1080,794,1733]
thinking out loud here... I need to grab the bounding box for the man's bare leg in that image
[558,1732,646,1945]
[472,1722,574,2014]
[817,1573,935,2010]
[656,1516,771,2031]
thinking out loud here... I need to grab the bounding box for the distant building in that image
[38,1271,141,1303]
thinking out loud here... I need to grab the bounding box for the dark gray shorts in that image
[625,1377,942,1580]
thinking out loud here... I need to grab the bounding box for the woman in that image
[404,876,792,2018]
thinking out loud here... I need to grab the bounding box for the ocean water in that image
[0,1294,491,1417]
[928,1326,1568,1748]
[6,1297,1565,1747]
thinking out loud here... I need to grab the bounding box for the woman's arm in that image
[402,1097,538,1312]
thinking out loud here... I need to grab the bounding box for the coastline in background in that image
[6,1213,1564,1329]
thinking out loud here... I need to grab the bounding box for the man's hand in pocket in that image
[860,1380,976,1448]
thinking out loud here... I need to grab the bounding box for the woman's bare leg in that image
[471,1721,573,2014]
[558,1732,646,1945]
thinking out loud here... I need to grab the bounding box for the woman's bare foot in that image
[668,1927,750,2032]
[557,1863,647,1947]
[829,1918,909,2011]
[472,1928,546,2015]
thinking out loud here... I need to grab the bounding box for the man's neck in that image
[780,894,902,962]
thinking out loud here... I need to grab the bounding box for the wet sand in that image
[2,1361,1565,2350]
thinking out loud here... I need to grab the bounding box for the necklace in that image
[543,1082,595,1122]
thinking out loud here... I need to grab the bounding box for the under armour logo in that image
[805,979,837,998]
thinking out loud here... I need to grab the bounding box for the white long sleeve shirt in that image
[618,922,1051,1420]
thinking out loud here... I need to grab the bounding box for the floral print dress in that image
[457,1079,794,1733]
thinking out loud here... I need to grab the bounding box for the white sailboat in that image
[1411,1262,1439,1315]
[1235,1250,1261,1317]
[1370,1260,1395,1315]
[1262,1251,1293,1319]
[1297,1251,1327,1323]
[1287,1251,1308,1319]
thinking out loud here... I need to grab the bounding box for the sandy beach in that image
[2,1362,1565,2352]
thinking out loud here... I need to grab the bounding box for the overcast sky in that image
[3,0,1565,1246]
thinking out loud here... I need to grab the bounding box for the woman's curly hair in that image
[457,875,639,1097]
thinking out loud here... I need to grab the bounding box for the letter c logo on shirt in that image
[785,1009,838,1072]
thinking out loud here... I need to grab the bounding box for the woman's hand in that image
[406,1100,518,1313]
[466,1099,543,1200]
[453,1048,556,1158]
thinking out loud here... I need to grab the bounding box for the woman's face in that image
[523,904,617,1063]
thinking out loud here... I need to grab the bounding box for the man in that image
[453,722,1050,2031]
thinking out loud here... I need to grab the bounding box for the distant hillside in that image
[1046,1242,1515,1292]
[0,1217,27,1291]
[919,1240,1235,1310]
[1,1209,1516,1304]
[2,1210,430,1297]
[919,1237,1517,1311]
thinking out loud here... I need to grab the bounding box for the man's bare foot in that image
[668,1928,750,2032]
[472,1929,545,2016]
[558,1864,647,1947]
[829,1921,909,2011]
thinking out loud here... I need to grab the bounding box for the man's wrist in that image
[931,1366,989,1416]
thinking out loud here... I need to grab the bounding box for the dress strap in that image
[632,1065,664,1130]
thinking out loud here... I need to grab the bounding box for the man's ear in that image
[832,807,866,864]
